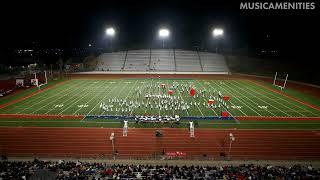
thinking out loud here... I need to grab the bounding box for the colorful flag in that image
[223,96,230,101]
[190,88,196,97]
[221,111,229,117]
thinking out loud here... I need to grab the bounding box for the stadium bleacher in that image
[95,49,229,73]
[1,160,318,179]
[150,49,176,71]
[199,52,229,72]
[95,51,126,71]
[124,49,150,71]
[175,49,202,72]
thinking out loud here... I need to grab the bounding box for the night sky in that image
[0,0,319,59]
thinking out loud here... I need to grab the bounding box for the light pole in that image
[109,132,115,160]
[228,133,235,155]
[158,28,170,48]
[106,27,115,51]
[212,28,224,53]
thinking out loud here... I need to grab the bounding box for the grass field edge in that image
[0,113,84,120]
[235,116,320,121]
[0,79,70,109]
[250,80,320,111]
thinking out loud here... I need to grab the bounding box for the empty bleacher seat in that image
[95,49,229,73]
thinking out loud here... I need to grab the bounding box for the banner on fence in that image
[16,79,24,87]
[31,79,38,86]
[166,151,186,157]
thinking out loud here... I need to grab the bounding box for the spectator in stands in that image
[0,160,319,179]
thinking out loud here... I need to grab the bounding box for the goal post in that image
[273,72,277,85]
[273,72,288,90]
[44,71,48,85]
[36,71,48,90]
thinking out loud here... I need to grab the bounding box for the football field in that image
[0,78,319,118]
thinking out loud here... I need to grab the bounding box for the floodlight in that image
[88,44,92,47]
[213,28,224,37]
[106,27,115,37]
[159,29,170,38]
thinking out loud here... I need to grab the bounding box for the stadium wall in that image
[0,79,15,90]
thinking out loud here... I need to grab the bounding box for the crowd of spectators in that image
[0,159,319,179]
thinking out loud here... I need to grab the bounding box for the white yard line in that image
[210,80,255,116]
[73,81,112,115]
[113,80,137,116]
[256,109,312,113]
[207,80,248,116]
[167,80,190,116]
[129,79,155,117]
[28,81,84,114]
[59,81,107,115]
[16,80,82,114]
[198,80,240,124]
[222,80,277,117]
[175,81,190,117]
[111,81,130,116]
[186,80,205,117]
[42,81,94,115]
[85,80,123,116]
[231,80,294,117]
[194,80,219,116]
[11,81,75,107]
[243,80,320,117]
[234,80,301,116]
[117,80,138,116]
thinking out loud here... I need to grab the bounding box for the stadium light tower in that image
[106,27,115,37]
[212,28,224,53]
[105,27,116,51]
[158,28,170,48]
[213,28,224,37]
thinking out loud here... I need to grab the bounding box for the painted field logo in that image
[231,105,242,109]
[240,2,316,10]
[258,105,268,109]
[54,104,64,108]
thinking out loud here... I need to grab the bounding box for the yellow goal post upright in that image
[36,71,48,90]
[31,71,48,90]
[273,72,288,91]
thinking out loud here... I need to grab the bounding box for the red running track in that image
[0,127,319,160]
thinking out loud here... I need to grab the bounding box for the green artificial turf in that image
[0,78,319,129]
